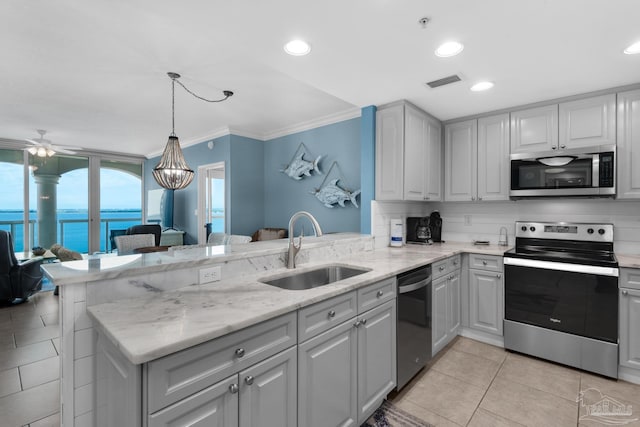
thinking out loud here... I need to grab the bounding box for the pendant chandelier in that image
[153,72,233,190]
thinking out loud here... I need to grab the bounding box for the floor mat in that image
[361,400,434,427]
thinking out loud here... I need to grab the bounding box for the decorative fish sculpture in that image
[281,152,322,180]
[311,179,361,208]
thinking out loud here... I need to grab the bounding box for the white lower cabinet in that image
[619,268,640,371]
[432,256,461,356]
[467,254,504,337]
[298,279,397,427]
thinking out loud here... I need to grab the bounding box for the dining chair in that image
[115,234,155,255]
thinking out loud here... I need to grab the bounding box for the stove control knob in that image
[587,228,594,234]
[521,226,527,232]
[598,228,605,235]
[529,226,536,232]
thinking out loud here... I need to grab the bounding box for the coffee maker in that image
[429,211,443,243]
[406,216,432,244]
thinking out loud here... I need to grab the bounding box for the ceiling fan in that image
[25,129,82,157]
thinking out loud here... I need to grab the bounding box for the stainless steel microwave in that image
[510,145,615,198]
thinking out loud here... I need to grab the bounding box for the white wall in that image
[372,199,640,254]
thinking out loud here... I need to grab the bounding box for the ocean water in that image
[0,210,142,253]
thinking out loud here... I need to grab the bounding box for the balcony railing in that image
[0,217,141,253]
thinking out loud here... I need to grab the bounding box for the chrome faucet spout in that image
[287,211,323,269]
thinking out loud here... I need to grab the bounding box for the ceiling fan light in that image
[27,147,38,155]
[36,147,47,157]
[46,149,56,157]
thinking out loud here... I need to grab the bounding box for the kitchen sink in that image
[260,265,370,290]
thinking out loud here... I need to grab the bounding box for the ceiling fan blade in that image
[25,139,43,146]
[53,148,77,155]
[55,145,83,151]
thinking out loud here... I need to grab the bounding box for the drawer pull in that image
[497,274,502,279]
[439,266,445,271]
[354,320,362,328]
[622,290,629,296]
[328,310,336,318]
[361,318,367,325]
[245,376,254,385]
[376,290,384,298]
[453,260,459,265]
[235,348,245,358]
[482,261,487,266]
[229,383,239,394]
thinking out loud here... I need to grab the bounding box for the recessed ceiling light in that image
[435,41,464,58]
[470,81,495,92]
[624,41,640,55]
[284,39,311,56]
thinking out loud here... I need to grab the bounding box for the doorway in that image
[197,162,226,243]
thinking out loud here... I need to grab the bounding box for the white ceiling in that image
[2,0,639,157]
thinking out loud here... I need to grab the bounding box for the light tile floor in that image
[0,291,60,427]
[391,337,640,427]
[3,292,640,427]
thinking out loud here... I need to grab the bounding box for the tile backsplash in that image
[372,199,640,254]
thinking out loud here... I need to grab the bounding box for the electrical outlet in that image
[464,215,472,226]
[199,266,221,284]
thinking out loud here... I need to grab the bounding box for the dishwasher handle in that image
[398,276,431,294]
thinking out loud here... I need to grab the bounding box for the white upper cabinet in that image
[617,89,640,199]
[376,102,442,201]
[444,120,477,201]
[477,114,510,201]
[510,104,558,153]
[445,114,509,202]
[559,94,616,149]
[375,105,404,200]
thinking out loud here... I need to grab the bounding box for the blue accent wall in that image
[263,118,361,236]
[360,106,376,234]
[145,116,365,242]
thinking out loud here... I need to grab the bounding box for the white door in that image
[559,94,616,149]
[477,114,510,201]
[469,269,503,335]
[357,300,396,424]
[298,321,358,427]
[510,105,559,153]
[445,120,477,201]
[239,347,297,427]
[616,89,640,199]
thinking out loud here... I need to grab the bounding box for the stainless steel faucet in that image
[287,211,323,268]
[499,226,509,246]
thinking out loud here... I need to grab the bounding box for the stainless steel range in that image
[503,221,619,378]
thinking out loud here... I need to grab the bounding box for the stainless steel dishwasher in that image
[396,264,432,390]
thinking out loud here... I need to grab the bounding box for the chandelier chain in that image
[172,78,234,103]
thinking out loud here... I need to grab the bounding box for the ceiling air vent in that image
[426,75,461,88]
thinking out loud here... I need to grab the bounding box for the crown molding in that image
[145,107,363,158]
[262,108,361,141]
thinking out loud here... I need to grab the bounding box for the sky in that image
[0,162,142,210]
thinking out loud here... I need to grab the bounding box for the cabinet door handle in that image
[560,145,566,149]
[622,290,629,296]
[552,146,557,150]
[478,197,482,201]
[361,318,367,325]
[354,320,362,328]
[376,290,384,298]
[424,196,430,200]
[497,274,502,279]
[471,196,476,201]
[245,376,254,385]
[328,310,336,318]
[229,383,239,394]
[235,348,245,358]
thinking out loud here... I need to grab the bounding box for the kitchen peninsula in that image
[43,233,509,426]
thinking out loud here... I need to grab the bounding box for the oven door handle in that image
[503,257,619,277]
[398,277,431,294]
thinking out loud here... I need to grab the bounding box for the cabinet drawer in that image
[432,258,450,279]
[468,254,503,272]
[358,278,396,314]
[447,255,461,271]
[147,312,296,413]
[298,291,357,342]
[620,268,640,291]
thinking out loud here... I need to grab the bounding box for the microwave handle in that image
[593,153,599,187]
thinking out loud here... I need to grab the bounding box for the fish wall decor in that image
[281,152,322,180]
[311,179,361,208]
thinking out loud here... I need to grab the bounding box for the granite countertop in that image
[87,242,510,365]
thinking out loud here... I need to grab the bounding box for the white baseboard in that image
[459,327,504,348]
[618,366,640,385]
